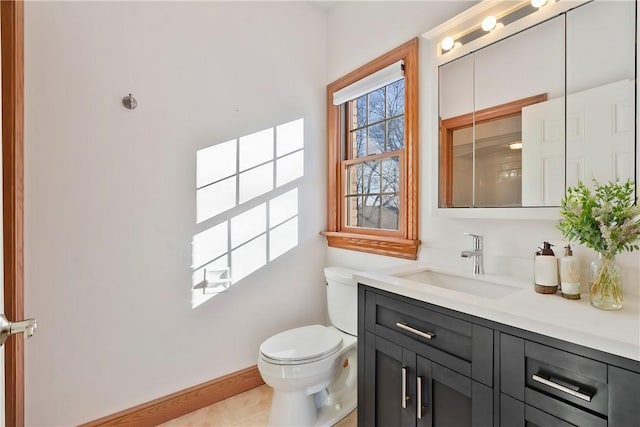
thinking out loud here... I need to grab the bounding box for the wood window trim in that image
[439,93,548,208]
[2,0,25,425]
[322,38,420,260]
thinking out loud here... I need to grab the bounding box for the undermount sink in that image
[394,269,522,299]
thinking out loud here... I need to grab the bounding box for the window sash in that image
[341,151,405,236]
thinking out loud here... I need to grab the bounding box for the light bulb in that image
[441,37,455,51]
[482,16,497,31]
[531,0,548,8]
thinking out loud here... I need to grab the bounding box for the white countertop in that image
[355,264,640,362]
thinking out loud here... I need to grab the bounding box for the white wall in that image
[327,2,640,287]
[24,2,328,425]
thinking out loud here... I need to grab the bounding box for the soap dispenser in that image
[534,241,558,294]
[560,245,581,299]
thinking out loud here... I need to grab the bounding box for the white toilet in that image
[258,266,358,427]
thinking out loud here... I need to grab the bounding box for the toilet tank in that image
[324,266,358,336]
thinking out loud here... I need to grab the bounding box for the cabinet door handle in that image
[532,374,593,402]
[402,367,410,408]
[396,322,435,340]
[417,376,424,419]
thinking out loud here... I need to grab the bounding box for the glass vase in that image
[589,253,623,310]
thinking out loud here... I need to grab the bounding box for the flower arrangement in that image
[557,179,640,309]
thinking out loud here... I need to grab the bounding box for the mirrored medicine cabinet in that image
[437,0,637,210]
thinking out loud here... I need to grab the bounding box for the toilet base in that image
[268,390,318,427]
[315,390,357,427]
[267,389,357,427]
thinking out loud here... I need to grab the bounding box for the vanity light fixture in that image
[531,0,548,8]
[441,36,455,51]
[509,141,523,150]
[481,15,497,32]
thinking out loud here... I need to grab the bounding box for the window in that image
[322,39,420,259]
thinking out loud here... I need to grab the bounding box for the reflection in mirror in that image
[566,0,636,191]
[440,95,547,207]
[475,15,565,207]
[439,15,564,208]
[439,54,473,207]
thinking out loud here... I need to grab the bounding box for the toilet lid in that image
[260,325,343,364]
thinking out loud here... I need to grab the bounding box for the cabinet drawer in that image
[500,393,605,427]
[368,293,472,358]
[501,334,608,417]
[365,291,493,385]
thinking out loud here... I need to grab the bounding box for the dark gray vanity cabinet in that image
[500,333,640,427]
[359,287,494,427]
[358,285,640,427]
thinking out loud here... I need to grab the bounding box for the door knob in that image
[0,313,37,347]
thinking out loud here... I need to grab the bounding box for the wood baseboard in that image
[79,365,265,427]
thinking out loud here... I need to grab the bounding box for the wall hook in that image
[122,93,137,110]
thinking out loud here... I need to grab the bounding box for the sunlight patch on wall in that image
[239,163,274,204]
[191,119,304,308]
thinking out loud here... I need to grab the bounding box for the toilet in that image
[258,266,358,427]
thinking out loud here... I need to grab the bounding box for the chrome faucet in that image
[461,233,484,275]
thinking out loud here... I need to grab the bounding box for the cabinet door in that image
[416,356,493,427]
[609,366,640,427]
[501,393,575,427]
[362,331,416,427]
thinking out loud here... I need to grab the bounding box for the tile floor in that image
[159,384,357,427]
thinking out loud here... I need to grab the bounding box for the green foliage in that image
[558,180,640,258]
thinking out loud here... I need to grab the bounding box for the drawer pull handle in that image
[417,376,424,419]
[532,374,593,402]
[402,367,410,408]
[396,322,435,340]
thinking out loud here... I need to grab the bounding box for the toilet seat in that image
[260,325,343,365]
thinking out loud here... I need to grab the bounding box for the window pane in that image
[354,95,367,128]
[362,195,381,228]
[368,123,385,155]
[382,195,399,230]
[345,163,361,196]
[386,79,405,118]
[368,87,385,124]
[352,128,366,159]
[362,160,381,194]
[381,156,400,194]
[387,117,405,151]
[345,195,360,227]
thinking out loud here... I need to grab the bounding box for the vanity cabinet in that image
[358,285,640,427]
[359,288,494,427]
[500,333,640,427]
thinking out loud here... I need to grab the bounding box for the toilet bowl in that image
[258,267,358,427]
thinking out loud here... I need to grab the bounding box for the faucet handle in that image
[463,233,482,249]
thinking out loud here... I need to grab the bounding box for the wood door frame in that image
[439,93,547,207]
[2,1,25,426]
